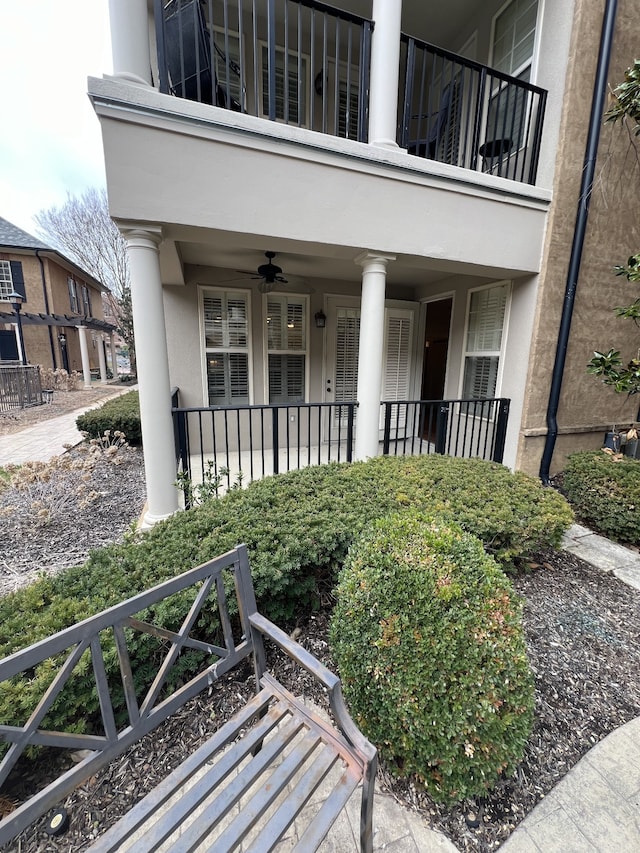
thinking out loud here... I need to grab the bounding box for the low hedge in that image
[330,512,534,803]
[76,391,141,445]
[562,450,640,544]
[0,454,572,740]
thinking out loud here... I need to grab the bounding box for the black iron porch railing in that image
[381,398,510,464]
[399,36,547,185]
[0,364,43,412]
[155,0,372,143]
[172,400,357,498]
[171,396,510,502]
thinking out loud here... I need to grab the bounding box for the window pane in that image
[267,297,305,351]
[466,285,508,353]
[204,293,248,348]
[0,261,12,298]
[493,0,538,76]
[463,356,499,399]
[262,47,306,123]
[268,353,305,403]
[207,352,249,406]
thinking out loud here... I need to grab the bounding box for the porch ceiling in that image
[158,226,523,290]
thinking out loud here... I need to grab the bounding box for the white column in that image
[110,333,119,376]
[123,226,179,526]
[354,252,395,460]
[98,334,108,382]
[368,1,402,148]
[77,326,92,389]
[108,0,152,86]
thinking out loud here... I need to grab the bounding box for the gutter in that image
[35,249,58,368]
[539,0,618,483]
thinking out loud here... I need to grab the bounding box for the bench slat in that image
[206,729,323,852]
[172,711,306,852]
[87,687,278,852]
[292,769,361,853]
[244,746,338,853]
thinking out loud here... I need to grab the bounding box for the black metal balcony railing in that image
[0,364,43,412]
[154,3,547,186]
[399,36,547,184]
[171,395,510,505]
[155,0,372,143]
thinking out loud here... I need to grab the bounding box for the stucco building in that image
[91,0,638,523]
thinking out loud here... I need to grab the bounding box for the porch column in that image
[368,1,402,148]
[98,334,108,382]
[110,333,119,376]
[108,0,152,86]
[354,252,395,460]
[77,326,92,389]
[122,226,179,526]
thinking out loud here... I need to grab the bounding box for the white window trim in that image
[459,281,511,402]
[262,291,310,405]
[198,285,253,407]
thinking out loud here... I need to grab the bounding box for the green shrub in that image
[330,512,535,804]
[563,450,640,544]
[0,455,570,739]
[76,391,141,445]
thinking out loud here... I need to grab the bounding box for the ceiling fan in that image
[224,251,313,294]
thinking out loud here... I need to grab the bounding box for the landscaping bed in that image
[6,550,640,853]
[1,451,639,851]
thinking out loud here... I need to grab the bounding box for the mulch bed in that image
[5,548,640,853]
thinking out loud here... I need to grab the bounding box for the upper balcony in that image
[152,0,547,186]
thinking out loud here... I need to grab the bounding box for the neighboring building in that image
[0,218,118,384]
[91,0,638,524]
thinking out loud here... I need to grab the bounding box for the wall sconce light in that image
[314,310,327,329]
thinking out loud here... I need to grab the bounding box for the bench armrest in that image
[248,612,376,762]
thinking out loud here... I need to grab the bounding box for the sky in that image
[0,1,113,238]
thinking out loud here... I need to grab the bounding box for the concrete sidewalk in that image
[0,386,135,467]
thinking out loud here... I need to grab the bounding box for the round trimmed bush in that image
[563,450,640,545]
[330,512,534,804]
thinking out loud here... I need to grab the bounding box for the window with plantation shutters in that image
[462,284,509,399]
[381,311,413,428]
[261,46,307,124]
[202,290,250,406]
[487,0,539,164]
[266,296,307,404]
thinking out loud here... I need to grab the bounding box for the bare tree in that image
[35,188,136,374]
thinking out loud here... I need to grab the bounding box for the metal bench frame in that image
[0,545,376,851]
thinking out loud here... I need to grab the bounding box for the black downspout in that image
[35,250,58,369]
[539,0,618,484]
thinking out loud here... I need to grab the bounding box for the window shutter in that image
[382,314,412,402]
[9,261,26,301]
[466,286,508,352]
[381,310,414,430]
[334,309,360,403]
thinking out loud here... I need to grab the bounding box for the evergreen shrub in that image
[563,450,640,544]
[330,512,535,803]
[76,391,142,445]
[0,455,569,739]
